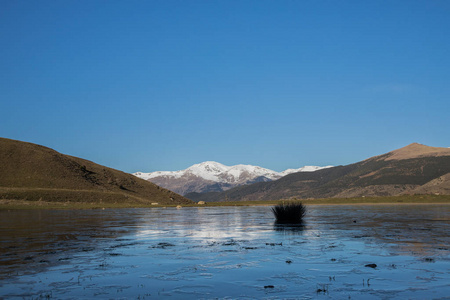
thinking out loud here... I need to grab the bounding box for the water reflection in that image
[273,222,306,235]
[0,209,141,279]
[1,205,449,299]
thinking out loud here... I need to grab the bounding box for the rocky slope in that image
[186,143,450,202]
[0,138,191,205]
[134,161,332,195]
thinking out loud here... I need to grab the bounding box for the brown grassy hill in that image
[187,143,450,202]
[0,138,192,205]
[378,143,450,161]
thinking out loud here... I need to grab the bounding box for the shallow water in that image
[0,205,449,299]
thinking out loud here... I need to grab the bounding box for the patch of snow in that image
[279,165,334,176]
[133,162,333,183]
[185,161,229,181]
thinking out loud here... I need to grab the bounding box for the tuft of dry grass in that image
[272,202,306,224]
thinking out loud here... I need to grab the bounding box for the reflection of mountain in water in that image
[1,205,448,283]
[136,205,449,257]
[305,205,450,257]
[361,210,450,256]
[0,209,142,279]
[136,207,272,241]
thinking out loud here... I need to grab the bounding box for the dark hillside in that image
[187,143,450,202]
[187,165,358,202]
[0,138,192,205]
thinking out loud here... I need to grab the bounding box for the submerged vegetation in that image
[272,202,306,224]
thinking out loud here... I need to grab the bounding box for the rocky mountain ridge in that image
[186,143,450,202]
[134,161,332,195]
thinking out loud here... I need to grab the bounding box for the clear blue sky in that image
[1,0,449,173]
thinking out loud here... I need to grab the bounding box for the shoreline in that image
[1,195,449,210]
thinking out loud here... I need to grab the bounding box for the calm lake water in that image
[1,205,449,299]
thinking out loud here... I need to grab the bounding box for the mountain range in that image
[133,162,333,195]
[2,138,449,205]
[186,143,450,202]
[0,138,191,205]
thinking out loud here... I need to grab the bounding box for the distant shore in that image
[1,195,449,210]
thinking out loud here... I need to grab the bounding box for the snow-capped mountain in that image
[279,165,333,176]
[133,161,332,196]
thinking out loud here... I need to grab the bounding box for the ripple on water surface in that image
[0,205,449,299]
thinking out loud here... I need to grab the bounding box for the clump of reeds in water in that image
[272,202,306,224]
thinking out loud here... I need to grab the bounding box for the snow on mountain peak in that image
[133,161,333,183]
[279,165,334,176]
[185,161,230,181]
